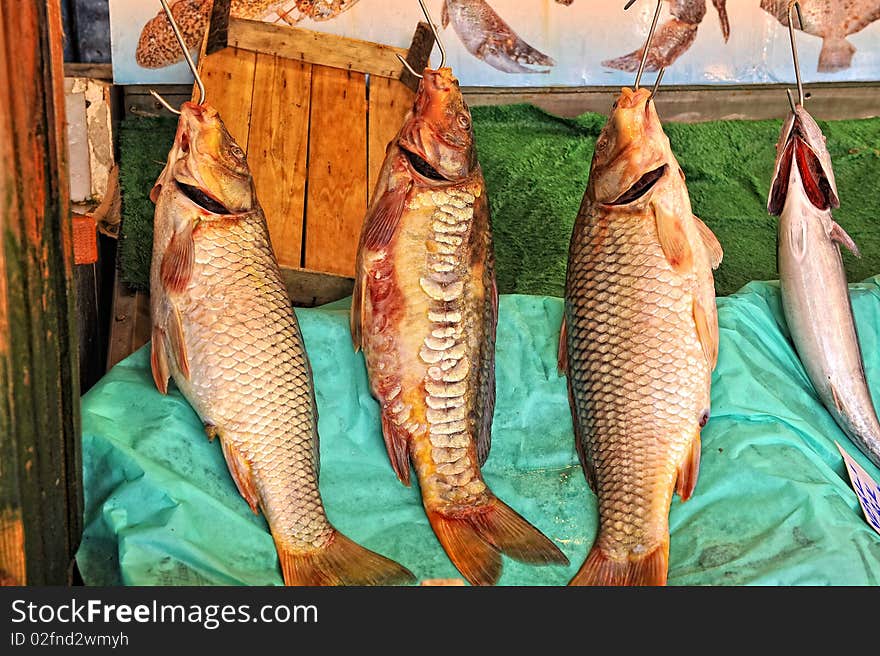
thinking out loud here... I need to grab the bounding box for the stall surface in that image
[77,278,880,586]
[116,105,880,297]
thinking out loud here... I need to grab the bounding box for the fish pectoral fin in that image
[150,326,170,395]
[219,439,261,515]
[712,0,730,42]
[655,202,694,274]
[276,530,415,587]
[693,297,719,369]
[361,180,410,250]
[441,0,450,29]
[829,221,862,258]
[675,433,702,502]
[693,214,724,270]
[557,317,568,376]
[160,221,195,294]
[381,412,412,486]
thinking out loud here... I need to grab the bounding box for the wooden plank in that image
[225,18,410,81]
[400,22,435,93]
[280,267,354,308]
[0,0,82,585]
[248,55,311,269]
[368,77,414,203]
[63,62,112,80]
[463,82,880,123]
[124,84,191,118]
[106,274,151,372]
[305,66,368,277]
[195,47,257,150]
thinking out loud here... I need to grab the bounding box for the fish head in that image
[768,106,840,216]
[588,87,672,207]
[397,67,477,184]
[152,102,254,215]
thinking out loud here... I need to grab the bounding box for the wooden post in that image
[0,1,82,585]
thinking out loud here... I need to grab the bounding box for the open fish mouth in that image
[609,165,667,205]
[401,147,448,182]
[769,126,836,215]
[176,180,231,215]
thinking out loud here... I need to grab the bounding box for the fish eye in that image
[457,113,470,130]
[230,144,245,160]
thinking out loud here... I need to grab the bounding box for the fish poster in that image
[111,0,880,86]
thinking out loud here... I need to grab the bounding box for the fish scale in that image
[170,211,332,551]
[353,67,566,585]
[150,103,413,586]
[564,87,721,586]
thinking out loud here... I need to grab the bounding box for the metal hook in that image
[397,0,449,80]
[626,0,664,90]
[787,0,805,108]
[418,0,446,69]
[150,0,207,114]
[650,67,666,99]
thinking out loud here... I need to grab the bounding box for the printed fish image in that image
[561,86,723,585]
[442,0,556,74]
[603,0,729,73]
[150,101,414,586]
[768,104,880,468]
[352,66,568,585]
[136,0,361,69]
[761,0,880,72]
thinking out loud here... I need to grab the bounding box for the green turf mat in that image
[77,282,880,586]
[117,106,880,296]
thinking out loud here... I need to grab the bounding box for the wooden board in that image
[0,0,82,585]
[220,17,410,81]
[305,66,367,277]
[248,55,312,269]
[195,47,257,151]
[106,274,151,373]
[368,76,415,203]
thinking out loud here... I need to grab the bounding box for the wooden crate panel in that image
[368,76,415,203]
[196,47,257,151]
[304,66,367,277]
[248,54,311,269]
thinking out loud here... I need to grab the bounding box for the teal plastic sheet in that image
[77,280,880,586]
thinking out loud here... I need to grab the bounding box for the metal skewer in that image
[150,0,207,115]
[397,0,447,79]
[787,0,806,109]
[626,0,664,91]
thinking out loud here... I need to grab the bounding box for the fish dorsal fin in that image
[557,317,568,376]
[654,200,694,274]
[350,269,367,352]
[693,215,723,270]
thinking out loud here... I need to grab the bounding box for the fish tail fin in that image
[275,529,415,586]
[568,540,668,586]
[818,38,855,72]
[427,496,569,586]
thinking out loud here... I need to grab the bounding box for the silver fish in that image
[768,105,880,468]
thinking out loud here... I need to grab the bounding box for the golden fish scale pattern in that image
[405,186,490,508]
[565,209,708,557]
[176,211,333,552]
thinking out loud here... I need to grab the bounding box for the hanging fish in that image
[150,101,414,586]
[768,105,880,468]
[561,86,723,585]
[351,65,568,585]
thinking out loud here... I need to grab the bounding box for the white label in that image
[836,442,880,535]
